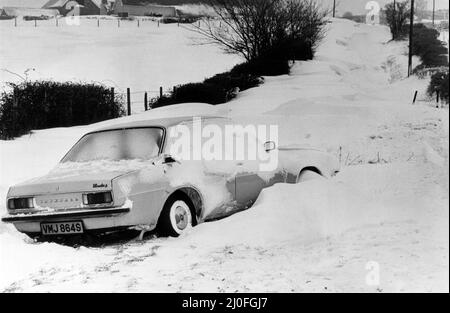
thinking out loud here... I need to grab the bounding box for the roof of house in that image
[43,0,103,9]
[42,0,64,8]
[90,0,104,7]
[121,0,210,4]
[121,0,152,5]
[120,0,174,6]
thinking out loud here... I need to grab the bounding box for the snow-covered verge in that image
[0,18,448,292]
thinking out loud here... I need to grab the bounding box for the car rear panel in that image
[35,192,85,210]
[7,171,123,198]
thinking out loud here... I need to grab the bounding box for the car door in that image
[232,129,273,209]
[233,126,291,208]
[235,169,266,209]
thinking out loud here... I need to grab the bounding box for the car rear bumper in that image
[1,207,130,223]
[1,207,132,234]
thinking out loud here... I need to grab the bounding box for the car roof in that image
[90,115,229,133]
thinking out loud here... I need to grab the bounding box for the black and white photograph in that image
[0,0,448,296]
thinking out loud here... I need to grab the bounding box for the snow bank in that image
[0,227,118,290]
[179,162,443,248]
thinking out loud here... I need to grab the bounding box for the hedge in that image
[410,24,448,69]
[0,81,124,140]
[151,57,289,108]
[427,70,449,103]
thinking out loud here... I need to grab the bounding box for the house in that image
[42,0,107,16]
[0,8,15,19]
[1,6,59,18]
[113,0,177,17]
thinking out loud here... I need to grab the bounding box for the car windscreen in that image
[61,128,164,163]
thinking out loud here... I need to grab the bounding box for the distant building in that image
[0,8,15,19]
[113,0,176,17]
[0,6,59,18]
[42,0,107,16]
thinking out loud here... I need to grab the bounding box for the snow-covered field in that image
[0,16,241,113]
[0,18,448,292]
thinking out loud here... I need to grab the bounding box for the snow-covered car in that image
[2,116,339,238]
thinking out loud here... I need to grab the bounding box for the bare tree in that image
[385,1,410,40]
[190,0,327,62]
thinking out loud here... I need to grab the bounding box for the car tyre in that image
[157,194,196,237]
[296,169,324,183]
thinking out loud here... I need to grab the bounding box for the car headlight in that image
[8,197,35,210]
[82,192,113,205]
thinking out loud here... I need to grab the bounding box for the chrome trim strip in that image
[1,207,130,223]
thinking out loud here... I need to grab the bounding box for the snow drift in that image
[0,18,448,292]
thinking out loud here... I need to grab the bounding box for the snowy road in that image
[0,18,448,292]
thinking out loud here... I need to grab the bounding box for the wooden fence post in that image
[12,87,18,136]
[13,87,18,108]
[127,88,131,115]
[34,19,37,27]
[137,19,140,27]
[412,90,418,104]
[97,18,100,27]
[159,86,163,98]
[338,146,342,164]
[14,17,17,27]
[436,89,440,108]
[110,87,114,116]
[144,92,148,111]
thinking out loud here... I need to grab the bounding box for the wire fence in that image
[0,16,207,29]
[114,86,177,115]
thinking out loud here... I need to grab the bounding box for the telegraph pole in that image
[333,0,336,18]
[408,0,415,77]
[393,0,397,38]
[432,0,435,26]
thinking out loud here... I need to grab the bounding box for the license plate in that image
[41,221,84,235]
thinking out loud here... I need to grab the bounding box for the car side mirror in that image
[264,141,276,152]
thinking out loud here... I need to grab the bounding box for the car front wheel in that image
[158,195,196,237]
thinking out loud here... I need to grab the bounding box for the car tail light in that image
[8,197,34,210]
[82,192,113,206]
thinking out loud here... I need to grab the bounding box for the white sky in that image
[0,0,49,8]
[319,0,449,15]
[0,0,449,15]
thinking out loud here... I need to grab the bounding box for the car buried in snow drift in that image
[2,116,339,239]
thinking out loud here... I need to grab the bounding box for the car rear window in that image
[61,128,164,163]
